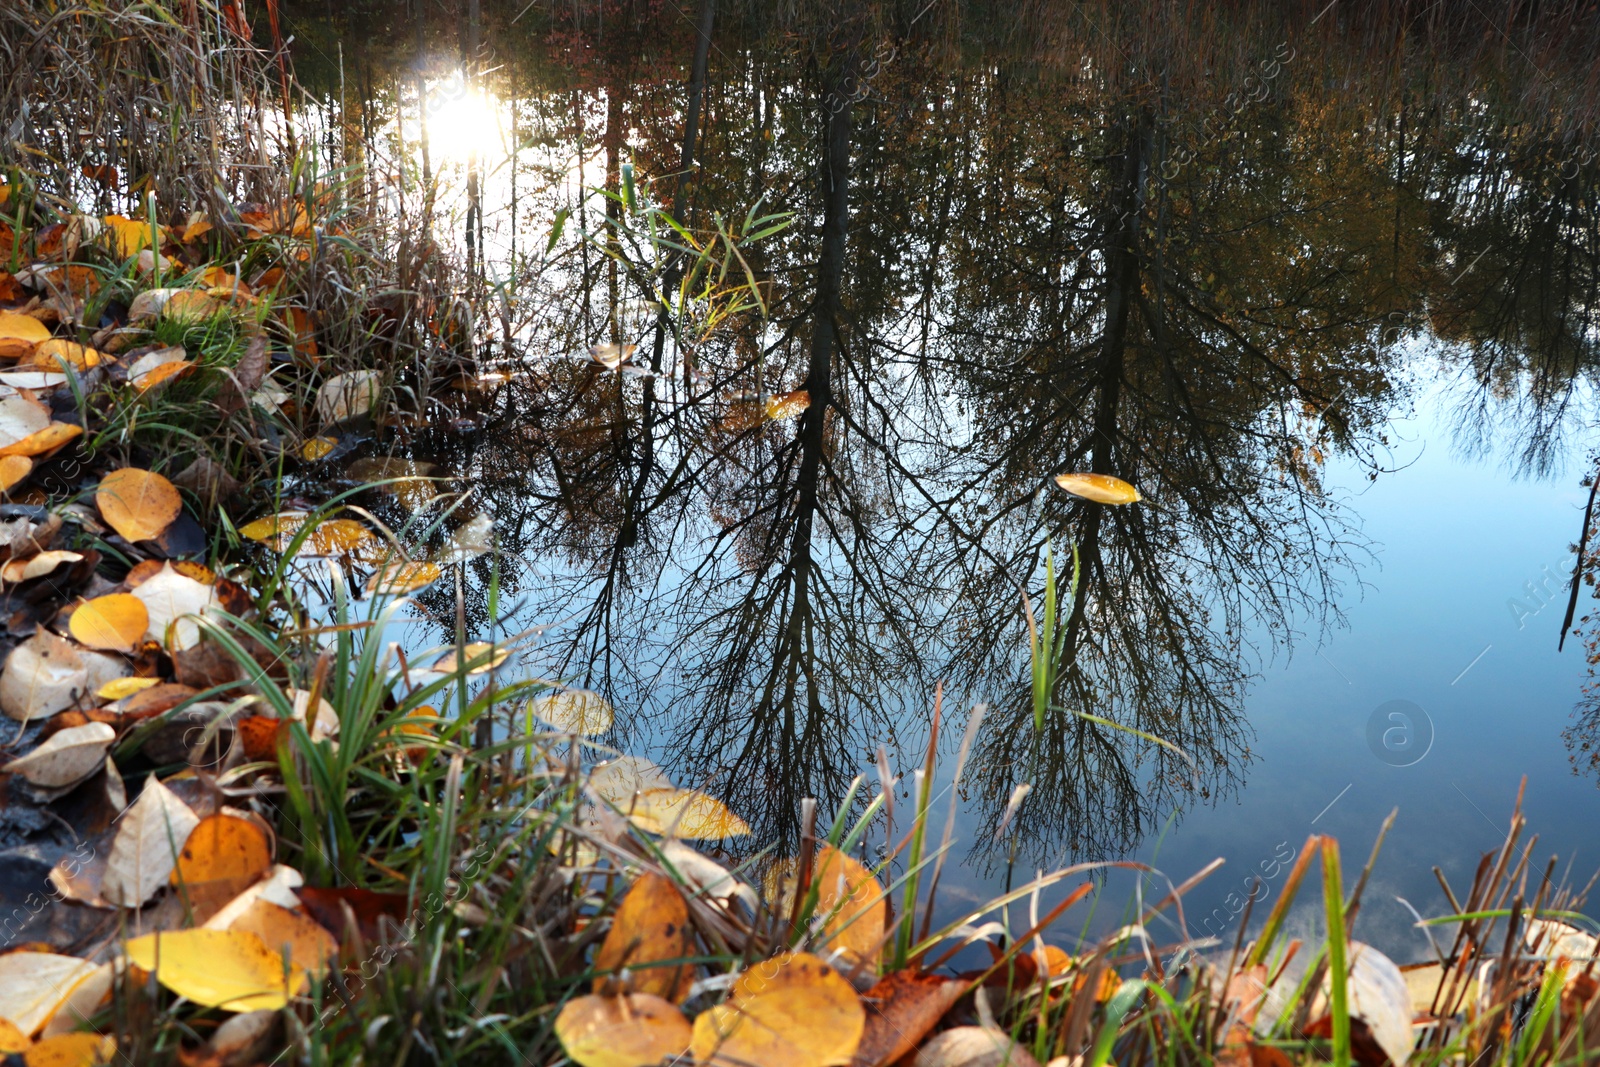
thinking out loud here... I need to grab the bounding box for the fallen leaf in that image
[0,311,50,359]
[0,371,68,390]
[198,1009,276,1067]
[132,359,195,393]
[446,641,509,675]
[200,865,305,932]
[173,812,274,888]
[2,722,114,788]
[130,563,221,650]
[555,993,691,1067]
[68,593,149,652]
[226,899,337,977]
[122,929,301,1012]
[97,468,182,542]
[0,394,51,447]
[289,688,339,741]
[1052,472,1141,505]
[851,971,966,1067]
[97,676,161,701]
[629,788,750,840]
[300,436,337,461]
[0,952,99,1035]
[590,756,675,804]
[236,716,287,762]
[346,456,440,508]
[162,290,224,324]
[1339,943,1412,1067]
[589,343,636,370]
[911,1027,1043,1067]
[295,886,411,944]
[101,777,202,906]
[24,340,107,372]
[530,688,614,735]
[0,1019,22,1054]
[0,630,93,722]
[365,559,441,595]
[690,953,864,1067]
[0,423,83,459]
[22,1032,117,1067]
[39,963,114,1038]
[1,549,83,584]
[768,845,886,972]
[101,215,165,258]
[593,873,695,1002]
[0,454,32,493]
[238,513,382,560]
[314,370,381,424]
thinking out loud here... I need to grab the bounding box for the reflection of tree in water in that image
[349,8,1600,854]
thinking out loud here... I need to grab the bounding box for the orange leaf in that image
[1052,472,1142,505]
[0,454,32,494]
[96,467,182,542]
[852,970,965,1067]
[67,594,149,652]
[593,873,695,1003]
[174,813,273,887]
[0,422,82,459]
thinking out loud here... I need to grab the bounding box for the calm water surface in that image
[285,2,1600,957]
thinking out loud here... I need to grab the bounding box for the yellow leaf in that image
[0,311,51,345]
[447,641,509,675]
[0,454,31,494]
[689,952,864,1067]
[593,873,695,1002]
[300,436,337,461]
[132,359,195,392]
[1052,472,1141,505]
[24,340,107,372]
[98,676,161,701]
[0,1018,26,1054]
[122,929,303,1012]
[555,993,691,1067]
[366,560,441,595]
[21,1032,116,1067]
[96,468,182,542]
[628,788,750,840]
[763,389,811,421]
[68,593,149,652]
[101,215,166,258]
[530,689,614,735]
[238,513,381,561]
[162,290,223,324]
[0,423,82,459]
[766,845,886,972]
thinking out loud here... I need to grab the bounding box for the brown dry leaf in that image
[0,454,33,493]
[690,952,864,1067]
[96,468,182,542]
[0,952,100,1035]
[592,872,695,1003]
[174,813,273,887]
[555,993,691,1067]
[127,288,180,322]
[0,422,83,458]
[2,722,114,789]
[1052,472,1141,505]
[236,716,287,762]
[911,1027,1043,1067]
[851,971,966,1067]
[768,845,887,972]
[0,394,51,447]
[122,929,301,1012]
[24,1032,117,1066]
[68,593,149,652]
[129,563,221,651]
[101,777,202,906]
[196,1009,277,1067]
[225,899,337,978]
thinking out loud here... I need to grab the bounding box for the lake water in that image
[282,0,1600,958]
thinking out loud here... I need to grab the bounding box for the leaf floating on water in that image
[315,370,382,424]
[590,756,676,804]
[366,559,442,596]
[1052,472,1141,505]
[300,436,338,461]
[2,722,114,789]
[763,389,811,422]
[592,873,695,1002]
[96,467,182,542]
[0,952,100,1036]
[690,952,864,1067]
[101,777,201,907]
[530,688,614,735]
[68,593,149,652]
[347,457,441,509]
[629,787,750,840]
[590,343,636,371]
[443,512,494,562]
[446,641,510,675]
[555,993,692,1067]
[122,929,301,1012]
[238,512,382,560]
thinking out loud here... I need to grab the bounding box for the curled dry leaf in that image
[3,721,115,788]
[1052,472,1141,505]
[592,872,695,1002]
[555,993,691,1067]
[911,1027,1043,1067]
[314,370,381,424]
[201,865,306,932]
[101,777,202,907]
[124,345,185,381]
[68,593,149,652]
[122,929,301,1012]
[531,688,614,735]
[98,676,161,701]
[132,358,195,393]
[0,952,100,1035]
[0,422,83,459]
[96,467,182,542]
[289,688,339,741]
[201,1009,278,1067]
[1,630,126,722]
[129,562,221,651]
[658,839,760,913]
[1,549,83,583]
[851,971,967,1067]
[690,952,865,1067]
